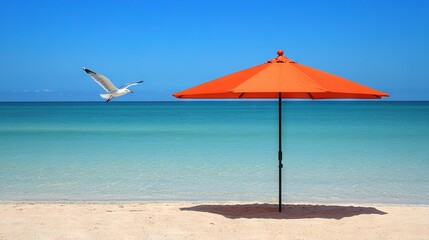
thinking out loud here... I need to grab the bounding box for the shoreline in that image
[1,200,428,207]
[1,201,428,239]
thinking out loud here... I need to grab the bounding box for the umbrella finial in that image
[267,50,294,63]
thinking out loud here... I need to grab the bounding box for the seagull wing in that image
[120,80,144,90]
[83,68,118,93]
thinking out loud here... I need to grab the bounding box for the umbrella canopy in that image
[173,50,389,212]
[174,50,388,99]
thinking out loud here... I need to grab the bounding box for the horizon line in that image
[0,100,428,103]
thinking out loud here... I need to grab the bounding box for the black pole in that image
[278,92,283,212]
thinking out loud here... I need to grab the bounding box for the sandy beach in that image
[1,202,428,240]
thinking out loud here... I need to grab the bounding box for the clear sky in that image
[0,0,428,101]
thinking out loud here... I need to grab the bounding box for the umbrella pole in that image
[278,92,283,212]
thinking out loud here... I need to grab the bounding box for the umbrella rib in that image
[238,93,245,98]
[308,93,314,99]
[289,64,329,92]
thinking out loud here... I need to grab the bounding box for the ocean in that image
[0,101,428,204]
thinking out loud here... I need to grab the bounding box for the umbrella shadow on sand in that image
[180,204,387,220]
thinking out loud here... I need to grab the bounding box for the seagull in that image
[82,67,143,102]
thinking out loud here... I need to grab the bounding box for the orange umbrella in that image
[173,50,389,212]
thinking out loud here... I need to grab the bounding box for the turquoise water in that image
[0,101,428,204]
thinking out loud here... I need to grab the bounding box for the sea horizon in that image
[1,100,428,102]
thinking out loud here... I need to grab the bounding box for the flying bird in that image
[82,67,143,102]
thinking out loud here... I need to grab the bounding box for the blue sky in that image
[0,0,428,101]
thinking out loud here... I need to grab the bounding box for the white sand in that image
[1,202,428,240]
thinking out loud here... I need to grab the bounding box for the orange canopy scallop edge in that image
[173,50,389,99]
